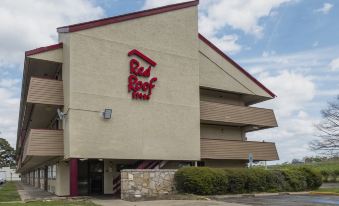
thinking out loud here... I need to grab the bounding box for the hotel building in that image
[16,1,279,196]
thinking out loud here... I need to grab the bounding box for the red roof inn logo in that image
[127,49,157,100]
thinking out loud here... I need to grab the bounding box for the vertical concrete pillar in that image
[104,160,113,194]
[55,161,70,196]
[69,159,78,196]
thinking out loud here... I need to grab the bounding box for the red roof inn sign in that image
[127,49,157,100]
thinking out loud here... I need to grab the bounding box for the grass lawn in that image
[0,182,98,205]
[315,188,339,194]
[0,181,21,202]
[0,200,99,205]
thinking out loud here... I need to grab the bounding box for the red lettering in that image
[143,66,151,77]
[137,67,144,76]
[128,50,157,100]
[130,59,139,74]
[148,77,157,95]
[142,82,149,91]
[128,74,138,92]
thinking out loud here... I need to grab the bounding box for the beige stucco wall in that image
[203,159,247,168]
[27,48,63,63]
[200,125,243,140]
[199,41,272,98]
[59,33,71,158]
[200,89,245,106]
[61,7,200,160]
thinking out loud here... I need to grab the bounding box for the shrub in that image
[223,169,246,193]
[264,169,289,192]
[281,169,307,191]
[175,167,228,195]
[320,170,330,182]
[332,169,339,182]
[296,167,322,190]
[175,166,322,195]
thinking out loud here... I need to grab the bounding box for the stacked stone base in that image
[121,169,177,201]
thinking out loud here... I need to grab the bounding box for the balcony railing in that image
[201,138,279,161]
[26,77,64,105]
[200,101,277,128]
[22,129,64,162]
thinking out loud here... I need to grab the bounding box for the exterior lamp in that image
[103,108,112,119]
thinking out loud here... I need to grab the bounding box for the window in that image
[47,164,57,180]
[197,161,205,167]
[40,169,44,178]
[52,165,56,179]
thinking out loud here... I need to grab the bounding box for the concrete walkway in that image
[15,183,247,205]
[16,182,58,201]
[92,199,247,206]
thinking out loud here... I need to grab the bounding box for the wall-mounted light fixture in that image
[102,108,112,119]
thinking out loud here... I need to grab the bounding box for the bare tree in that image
[310,96,339,156]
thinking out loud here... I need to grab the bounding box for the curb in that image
[309,191,339,196]
[0,201,23,204]
[211,192,311,199]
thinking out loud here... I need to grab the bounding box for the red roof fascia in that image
[198,33,276,98]
[25,43,63,56]
[57,0,199,33]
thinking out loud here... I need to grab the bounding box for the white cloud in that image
[315,3,334,14]
[198,0,291,38]
[317,89,339,97]
[329,57,339,71]
[0,0,104,67]
[0,78,20,88]
[142,0,189,9]
[0,0,105,147]
[257,70,315,117]
[0,82,20,146]
[241,46,339,162]
[142,0,291,53]
[247,70,318,163]
[242,46,339,73]
[208,35,242,54]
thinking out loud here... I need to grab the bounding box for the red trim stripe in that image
[57,0,199,33]
[70,159,78,196]
[25,43,63,56]
[198,34,276,98]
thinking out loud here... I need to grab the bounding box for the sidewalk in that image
[92,198,247,206]
[15,182,247,206]
[16,182,58,202]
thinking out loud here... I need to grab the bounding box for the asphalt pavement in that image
[217,194,339,206]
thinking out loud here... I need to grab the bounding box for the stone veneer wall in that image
[121,169,177,200]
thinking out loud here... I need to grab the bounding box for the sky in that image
[0,0,339,163]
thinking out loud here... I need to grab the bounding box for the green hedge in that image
[175,167,322,195]
[272,161,339,183]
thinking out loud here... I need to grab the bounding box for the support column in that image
[69,159,78,196]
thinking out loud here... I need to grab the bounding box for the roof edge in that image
[198,33,276,98]
[25,43,63,57]
[57,0,199,33]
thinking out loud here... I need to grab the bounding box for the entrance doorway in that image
[78,159,104,195]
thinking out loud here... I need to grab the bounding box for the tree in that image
[291,158,303,164]
[310,96,339,156]
[0,137,16,167]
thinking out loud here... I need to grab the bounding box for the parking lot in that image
[219,194,339,206]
